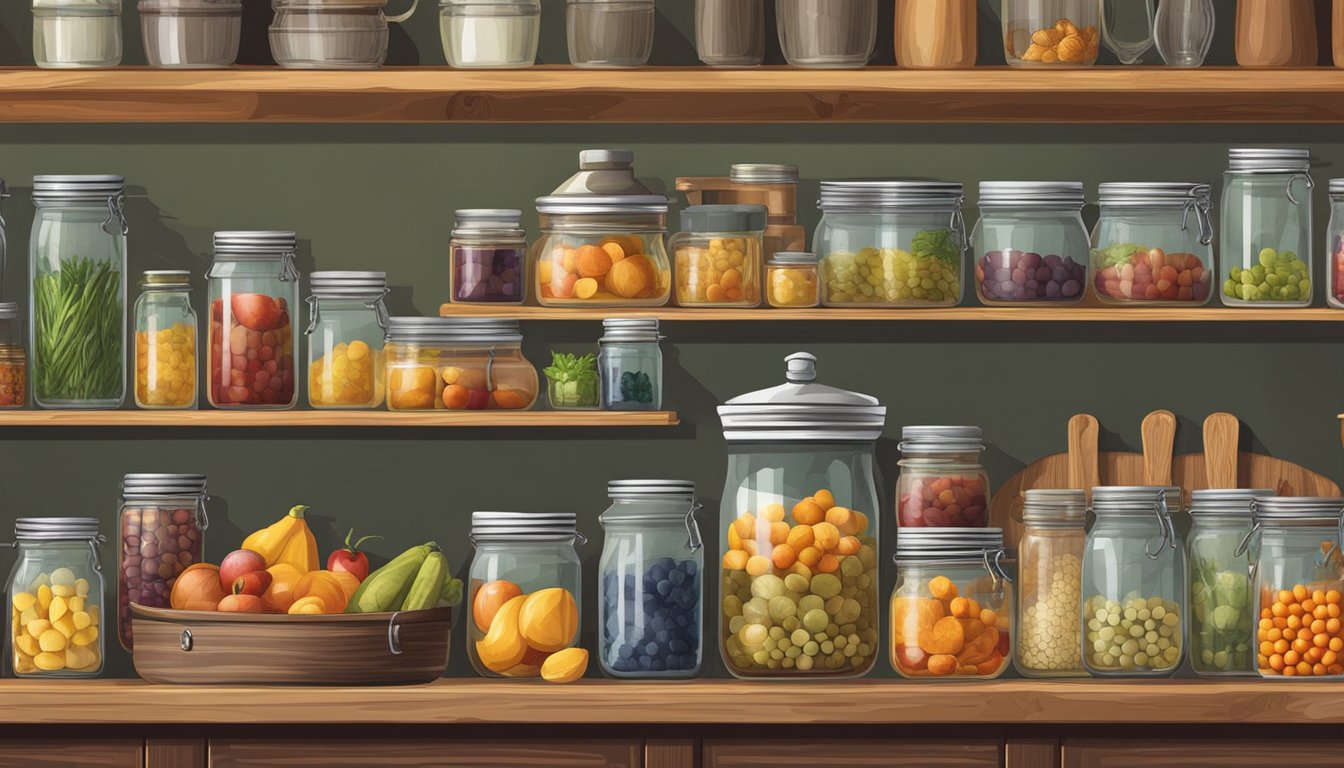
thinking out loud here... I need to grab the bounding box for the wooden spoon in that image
[1067,413,1099,500]
[1141,409,1177,487]
[1202,412,1239,490]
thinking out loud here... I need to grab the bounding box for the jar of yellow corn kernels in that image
[306,271,388,409]
[766,251,820,308]
[134,270,197,409]
[6,517,106,677]
[669,204,766,307]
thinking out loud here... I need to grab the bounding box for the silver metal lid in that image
[895,527,1005,559]
[1092,485,1183,513]
[768,251,818,267]
[471,511,580,540]
[679,204,768,234]
[1227,148,1311,174]
[1097,182,1211,206]
[1190,488,1274,518]
[1330,179,1344,196]
[718,352,886,442]
[32,174,124,202]
[607,479,695,500]
[1251,496,1344,526]
[121,473,208,497]
[819,180,964,212]
[453,209,525,237]
[214,230,297,255]
[386,317,522,345]
[536,149,670,216]
[600,317,661,343]
[979,181,1085,208]
[731,164,799,185]
[0,303,19,320]
[1022,488,1087,525]
[899,425,984,455]
[139,0,243,12]
[310,271,387,299]
[15,517,101,542]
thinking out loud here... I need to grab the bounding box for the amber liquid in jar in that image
[1237,0,1317,67]
[894,0,976,68]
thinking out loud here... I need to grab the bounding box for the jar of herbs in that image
[598,318,661,411]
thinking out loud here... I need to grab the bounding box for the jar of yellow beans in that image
[134,270,197,409]
[670,204,766,307]
[306,271,389,409]
[766,251,820,308]
[6,517,106,677]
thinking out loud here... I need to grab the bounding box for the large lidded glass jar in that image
[467,511,584,678]
[776,0,878,69]
[0,303,28,409]
[566,0,654,67]
[139,0,243,68]
[1187,488,1269,677]
[7,517,106,677]
[1015,488,1086,678]
[1329,180,1344,308]
[696,0,764,67]
[717,352,885,678]
[670,204,766,308]
[439,0,540,69]
[533,150,671,307]
[305,271,388,409]
[896,426,989,528]
[117,473,208,651]
[270,0,419,69]
[384,317,538,411]
[134,271,198,410]
[973,181,1088,305]
[1092,182,1214,306]
[1220,148,1314,307]
[598,480,704,678]
[30,175,127,409]
[450,209,526,304]
[1082,486,1186,678]
[598,318,662,411]
[207,231,299,409]
[1003,0,1100,67]
[33,0,123,68]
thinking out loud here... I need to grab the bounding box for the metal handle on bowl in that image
[388,611,404,656]
[180,628,193,652]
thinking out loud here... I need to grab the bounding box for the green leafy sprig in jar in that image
[544,352,600,410]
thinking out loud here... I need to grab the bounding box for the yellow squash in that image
[242,505,319,573]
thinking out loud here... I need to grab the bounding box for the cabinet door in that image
[1063,738,1344,767]
[0,740,142,768]
[704,739,1002,767]
[209,739,641,768]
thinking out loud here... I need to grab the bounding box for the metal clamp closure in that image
[1286,173,1315,206]
[279,250,298,282]
[684,501,703,553]
[984,547,1013,598]
[950,194,968,254]
[1145,489,1176,559]
[304,295,320,336]
[101,192,128,237]
[367,290,391,330]
[1182,184,1214,246]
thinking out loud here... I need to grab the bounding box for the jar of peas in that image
[1220,147,1314,307]
[1015,488,1086,678]
[1187,488,1269,677]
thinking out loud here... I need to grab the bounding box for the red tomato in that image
[327,529,382,582]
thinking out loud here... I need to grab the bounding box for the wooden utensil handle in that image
[1067,414,1100,497]
[1203,412,1240,489]
[1142,410,1177,486]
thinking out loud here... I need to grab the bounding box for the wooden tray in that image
[131,604,452,686]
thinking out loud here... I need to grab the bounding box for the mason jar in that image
[134,271,197,410]
[896,426,989,528]
[1092,182,1214,305]
[669,204,766,308]
[1003,0,1100,66]
[450,209,526,304]
[973,182,1088,305]
[1015,488,1086,678]
[306,271,388,409]
[384,317,538,411]
[1220,148,1314,307]
[0,303,29,409]
[599,318,662,411]
[566,0,654,67]
[776,0,878,68]
[117,473,208,650]
[695,0,764,67]
[6,517,106,677]
[1327,179,1344,308]
[206,231,299,409]
[1187,488,1269,677]
[33,0,123,68]
[767,251,821,308]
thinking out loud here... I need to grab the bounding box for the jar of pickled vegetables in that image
[467,511,585,678]
[1187,488,1270,677]
[669,204,766,307]
[6,517,106,677]
[1002,0,1100,67]
[1221,148,1314,307]
[1091,182,1214,306]
[896,426,989,528]
[0,303,28,408]
[133,271,196,409]
[384,317,538,411]
[206,231,298,409]
[891,528,1013,679]
[450,209,526,304]
[815,180,966,307]
[305,271,388,409]
[1015,488,1086,678]
[1327,179,1344,308]
[598,318,661,411]
[973,182,1088,305]
[1082,486,1186,677]
[716,352,885,678]
[767,251,820,308]
[117,473,208,650]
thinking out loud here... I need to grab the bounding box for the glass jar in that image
[451,209,527,304]
[33,0,123,68]
[973,182,1088,305]
[676,164,806,263]
[306,271,388,409]
[30,175,127,409]
[1327,179,1344,308]
[598,318,661,411]
[776,0,878,68]
[533,150,671,307]
[598,480,704,678]
[1187,488,1269,677]
[1003,0,1098,66]
[139,0,243,68]
[1155,0,1215,67]
[116,473,208,651]
[767,251,821,309]
[894,0,976,68]
[134,271,198,410]
[206,231,299,409]
[1237,0,1316,67]
[696,0,763,67]
[1221,148,1314,307]
[717,352,885,678]
[1243,497,1344,678]
[1082,486,1185,677]
[270,0,418,69]
[896,426,989,528]
[815,180,966,308]
[1101,0,1154,65]
[467,511,584,678]
[6,517,106,677]
[1091,182,1214,306]
[1015,489,1086,678]
[384,317,538,411]
[670,204,766,308]
[891,528,1013,679]
[440,0,539,68]
[566,0,653,68]
[0,303,28,409]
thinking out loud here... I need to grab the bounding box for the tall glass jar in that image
[598,318,662,411]
[566,0,654,67]
[717,352,885,678]
[896,426,989,528]
[1220,148,1314,307]
[1092,182,1214,306]
[1003,0,1100,66]
[384,317,538,411]
[973,182,1088,305]
[1101,0,1154,64]
[1082,486,1186,677]
[894,0,976,68]
[306,271,388,409]
[1327,179,1344,308]
[669,204,766,308]
[1187,488,1268,677]
[0,303,29,409]
[776,0,878,68]
[134,271,197,410]
[598,479,704,678]
[117,473,208,651]
[439,0,540,69]
[1236,0,1316,67]
[30,175,127,409]
[696,0,763,67]
[33,0,123,68]
[6,517,106,677]
[451,209,526,304]
[1155,0,1215,67]
[467,511,584,678]
[1015,489,1086,678]
[206,231,299,409]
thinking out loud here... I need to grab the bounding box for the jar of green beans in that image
[29,175,127,409]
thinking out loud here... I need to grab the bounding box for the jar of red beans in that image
[896,426,990,528]
[206,231,299,409]
[117,473,208,650]
[450,209,527,304]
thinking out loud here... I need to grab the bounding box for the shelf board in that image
[5,67,1344,124]
[0,410,678,428]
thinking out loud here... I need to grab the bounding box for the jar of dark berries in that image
[450,209,527,304]
[117,473,208,650]
[896,426,990,528]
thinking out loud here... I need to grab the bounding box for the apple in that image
[220,549,267,588]
[232,570,273,597]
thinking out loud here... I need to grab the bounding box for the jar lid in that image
[442,0,538,6]
[121,473,208,496]
[978,181,1085,208]
[0,302,20,320]
[607,479,695,500]
[718,352,886,442]
[214,230,297,256]
[768,251,818,267]
[899,425,983,455]
[1251,496,1344,526]
[603,480,698,524]
[536,149,670,216]
[141,270,191,289]
[33,0,121,10]
[1228,148,1311,174]
[1097,182,1211,207]
[818,180,964,212]
[14,517,101,542]
[1330,179,1344,196]
[471,511,579,540]
[139,0,242,12]
[1190,488,1274,518]
[895,527,1005,560]
[32,174,124,202]
[385,316,522,345]
[1092,485,1183,515]
[310,271,387,299]
[679,204,768,234]
[731,164,799,185]
[1022,488,1086,525]
[453,209,525,237]
[600,317,661,343]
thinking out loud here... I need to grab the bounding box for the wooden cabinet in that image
[0,740,141,768]
[703,739,1003,767]
[1062,738,1344,767]
[207,739,642,768]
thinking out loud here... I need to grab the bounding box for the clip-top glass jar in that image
[117,473,208,651]
[1326,179,1344,309]
[1092,182,1214,306]
[776,0,878,68]
[0,303,28,409]
[1003,0,1100,66]
[467,511,585,678]
[207,231,299,409]
[896,426,989,529]
[973,182,1088,305]
[384,317,538,411]
[599,479,704,678]
[451,209,526,304]
[33,0,123,68]
[891,528,1013,679]
[1015,488,1086,678]
[7,517,106,677]
[670,204,766,308]
[1082,486,1186,677]
[1220,148,1314,307]
[134,271,197,410]
[270,0,419,69]
[717,352,885,678]
[306,271,388,409]
[599,318,662,411]
[1187,488,1270,677]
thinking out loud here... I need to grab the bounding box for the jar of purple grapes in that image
[450,209,527,304]
[117,473,208,650]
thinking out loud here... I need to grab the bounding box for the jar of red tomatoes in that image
[206,231,299,409]
[896,426,989,528]
[1328,179,1344,309]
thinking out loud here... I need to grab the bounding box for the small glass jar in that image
[0,303,29,409]
[1003,0,1100,67]
[6,517,106,677]
[467,511,584,678]
[1092,182,1214,306]
[894,0,976,68]
[891,528,1013,679]
[815,180,966,308]
[440,0,540,68]
[451,209,527,304]
[696,0,763,67]
[139,0,243,68]
[896,426,989,529]
[1015,489,1086,678]
[973,182,1088,305]
[776,0,878,68]
[33,0,123,68]
[1187,488,1269,677]
[1082,486,1186,678]
[767,251,820,309]
[270,0,419,69]
[599,480,704,678]
[206,231,299,409]
[1326,179,1344,308]
[384,317,538,411]
[670,204,766,308]
[1220,148,1314,307]
[598,318,661,411]
[117,473,208,651]
[306,271,388,409]
[134,271,198,410]
[544,349,601,410]
[566,0,654,68]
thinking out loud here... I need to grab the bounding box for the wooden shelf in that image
[6,67,1344,124]
[0,410,678,428]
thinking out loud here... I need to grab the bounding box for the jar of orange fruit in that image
[384,317,538,412]
[669,204,766,307]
